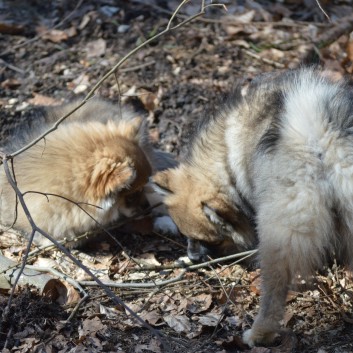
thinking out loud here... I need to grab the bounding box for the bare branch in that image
[167,0,190,30]
[315,0,331,22]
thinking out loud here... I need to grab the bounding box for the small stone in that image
[118,24,130,33]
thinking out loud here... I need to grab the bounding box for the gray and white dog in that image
[153,68,353,346]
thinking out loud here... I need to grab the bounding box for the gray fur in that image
[153,68,353,346]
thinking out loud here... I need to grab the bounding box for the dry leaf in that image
[198,312,222,327]
[187,293,212,313]
[135,338,161,353]
[0,229,23,248]
[100,304,121,319]
[137,88,160,112]
[32,257,58,268]
[259,48,285,61]
[0,274,10,290]
[36,26,68,43]
[86,38,106,58]
[28,93,61,106]
[164,314,191,333]
[64,283,81,305]
[79,316,105,338]
[140,310,162,325]
[138,253,161,267]
[67,73,90,94]
[1,78,21,89]
[79,13,91,30]
[0,22,24,35]
[236,10,256,24]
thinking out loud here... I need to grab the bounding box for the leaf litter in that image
[1,0,353,352]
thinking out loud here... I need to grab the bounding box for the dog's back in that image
[235,70,353,270]
[235,69,353,346]
[0,98,175,247]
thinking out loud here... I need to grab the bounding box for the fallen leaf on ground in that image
[28,93,61,106]
[1,78,21,89]
[67,73,90,94]
[137,253,161,267]
[187,293,212,313]
[198,311,222,327]
[79,316,105,338]
[135,338,161,353]
[86,38,106,58]
[140,310,162,325]
[137,87,161,112]
[36,27,68,43]
[164,314,191,333]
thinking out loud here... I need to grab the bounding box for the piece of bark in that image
[0,254,67,303]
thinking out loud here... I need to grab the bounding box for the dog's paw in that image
[243,329,256,347]
[153,215,178,235]
[243,328,279,347]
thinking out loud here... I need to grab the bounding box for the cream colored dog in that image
[0,99,175,247]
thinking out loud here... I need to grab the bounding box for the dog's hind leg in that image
[243,179,334,346]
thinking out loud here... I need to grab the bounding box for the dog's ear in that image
[202,202,226,226]
[151,170,174,197]
[111,116,144,141]
[89,157,136,200]
[202,196,255,248]
[202,196,237,228]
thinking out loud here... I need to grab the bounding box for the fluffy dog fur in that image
[152,68,353,346]
[0,99,175,247]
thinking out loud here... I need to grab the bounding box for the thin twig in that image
[132,249,258,271]
[65,295,90,323]
[314,13,353,49]
[167,0,189,29]
[153,230,187,249]
[0,59,26,74]
[119,60,156,73]
[79,250,258,289]
[242,49,285,69]
[315,0,331,22]
[204,251,257,283]
[22,191,102,209]
[79,270,186,288]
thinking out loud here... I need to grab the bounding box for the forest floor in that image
[1,0,353,352]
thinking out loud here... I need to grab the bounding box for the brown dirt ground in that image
[1,0,353,352]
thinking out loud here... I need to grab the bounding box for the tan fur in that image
[0,99,176,247]
[153,69,353,346]
[153,164,256,251]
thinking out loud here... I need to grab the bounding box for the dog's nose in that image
[187,238,209,262]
